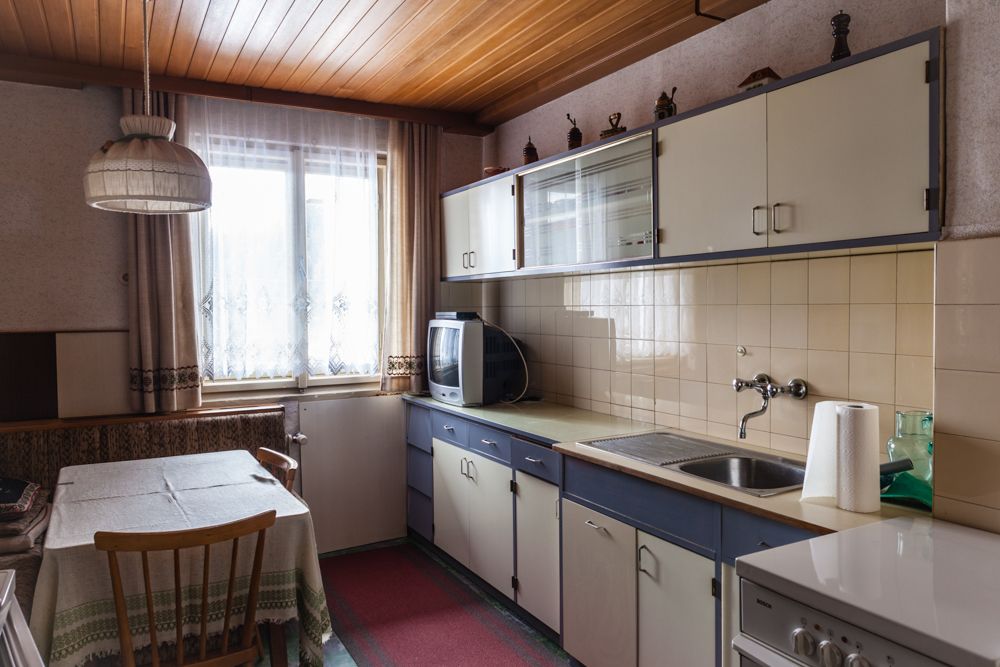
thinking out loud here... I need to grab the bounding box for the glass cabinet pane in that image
[521,132,654,268]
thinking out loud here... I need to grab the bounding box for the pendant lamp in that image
[84,0,211,214]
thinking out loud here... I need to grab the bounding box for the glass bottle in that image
[886,410,934,482]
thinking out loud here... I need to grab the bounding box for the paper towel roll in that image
[801,401,852,501]
[835,403,881,513]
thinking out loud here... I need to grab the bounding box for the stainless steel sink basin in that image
[668,454,805,497]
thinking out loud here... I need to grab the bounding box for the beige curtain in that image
[123,90,202,412]
[381,121,442,393]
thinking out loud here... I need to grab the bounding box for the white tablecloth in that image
[29,451,331,667]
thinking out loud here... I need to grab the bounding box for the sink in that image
[669,455,805,497]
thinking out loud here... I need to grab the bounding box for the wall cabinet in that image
[441,175,517,278]
[514,471,560,631]
[431,437,514,598]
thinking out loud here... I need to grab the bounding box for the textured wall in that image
[0,81,128,332]
[485,0,944,168]
[440,131,483,193]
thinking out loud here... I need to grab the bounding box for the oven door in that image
[732,634,805,667]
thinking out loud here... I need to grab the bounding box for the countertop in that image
[737,517,1000,667]
[403,395,924,534]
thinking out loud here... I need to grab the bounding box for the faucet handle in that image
[733,373,773,392]
[733,377,753,392]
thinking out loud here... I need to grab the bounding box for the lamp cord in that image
[142,0,151,116]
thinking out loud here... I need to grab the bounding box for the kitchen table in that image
[28,451,331,667]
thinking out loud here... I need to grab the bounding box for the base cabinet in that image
[514,473,560,631]
[562,499,637,667]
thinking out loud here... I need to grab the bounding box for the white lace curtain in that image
[186,97,386,381]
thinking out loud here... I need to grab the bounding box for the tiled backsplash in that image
[441,249,934,458]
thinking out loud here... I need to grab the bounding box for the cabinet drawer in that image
[407,487,433,542]
[431,411,468,447]
[407,405,432,452]
[406,445,433,497]
[511,438,560,485]
[721,507,819,565]
[469,424,511,463]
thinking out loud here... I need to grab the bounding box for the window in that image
[187,97,386,388]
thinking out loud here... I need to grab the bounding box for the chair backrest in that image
[256,447,298,491]
[94,510,277,667]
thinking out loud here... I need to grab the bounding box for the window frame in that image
[200,154,387,394]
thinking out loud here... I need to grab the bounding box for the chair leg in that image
[267,622,288,667]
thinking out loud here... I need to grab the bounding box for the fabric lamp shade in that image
[84,115,211,214]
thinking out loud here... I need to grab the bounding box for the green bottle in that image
[886,410,934,482]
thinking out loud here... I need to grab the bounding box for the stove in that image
[734,516,1000,667]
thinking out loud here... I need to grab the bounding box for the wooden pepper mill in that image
[831,10,851,61]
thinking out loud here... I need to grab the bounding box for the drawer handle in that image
[585,520,605,532]
[443,424,455,432]
[638,544,653,576]
[481,439,497,446]
[756,539,771,548]
[524,457,543,464]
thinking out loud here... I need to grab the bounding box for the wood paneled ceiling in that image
[0,0,764,133]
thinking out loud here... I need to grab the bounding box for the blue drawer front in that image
[511,438,560,485]
[407,445,433,497]
[722,507,819,565]
[469,423,511,464]
[407,487,433,541]
[563,457,719,556]
[407,405,432,453]
[431,411,468,447]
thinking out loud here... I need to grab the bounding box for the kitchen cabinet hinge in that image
[512,248,517,261]
[711,577,720,599]
[924,187,936,211]
[511,575,519,592]
[925,59,935,83]
[510,479,518,493]
[511,184,515,196]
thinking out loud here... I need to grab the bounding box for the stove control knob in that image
[819,640,845,667]
[791,628,817,656]
[845,654,871,667]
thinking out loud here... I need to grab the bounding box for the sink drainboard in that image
[581,432,738,467]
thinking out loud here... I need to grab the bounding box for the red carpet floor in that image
[320,543,569,667]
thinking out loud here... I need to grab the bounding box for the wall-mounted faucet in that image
[732,373,808,439]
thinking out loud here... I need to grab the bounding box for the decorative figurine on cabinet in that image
[655,87,678,120]
[737,67,782,92]
[522,136,539,164]
[566,114,582,150]
[599,113,627,139]
[831,10,851,61]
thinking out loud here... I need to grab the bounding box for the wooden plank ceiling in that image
[0,0,765,131]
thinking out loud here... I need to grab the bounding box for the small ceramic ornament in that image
[737,67,782,92]
[567,114,582,150]
[655,87,678,120]
[831,10,851,61]
[599,113,626,140]
[523,136,538,164]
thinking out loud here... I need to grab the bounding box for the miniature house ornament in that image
[566,114,582,150]
[523,136,539,164]
[831,10,851,61]
[737,67,782,92]
[655,87,678,120]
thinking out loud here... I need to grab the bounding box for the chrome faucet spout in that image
[732,372,807,440]
[738,393,769,439]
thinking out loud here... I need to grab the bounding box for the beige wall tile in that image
[770,397,807,438]
[611,372,631,406]
[935,433,1000,509]
[679,342,708,381]
[654,305,680,342]
[707,383,737,425]
[738,346,770,381]
[936,237,1000,305]
[738,305,770,347]
[936,305,1000,372]
[632,340,655,376]
[631,408,655,425]
[654,341,678,378]
[656,412,680,428]
[632,271,654,305]
[591,337,611,371]
[612,339,631,373]
[591,274,610,306]
[573,337,591,367]
[679,417,708,434]
[850,253,896,303]
[848,352,895,404]
[591,400,611,415]
[680,305,707,343]
[707,421,739,442]
[706,305,738,345]
[771,348,807,384]
[654,269,679,306]
[680,267,707,305]
[808,257,850,304]
[679,380,707,420]
[808,305,850,352]
[611,272,631,305]
[707,344,737,385]
[632,373,655,411]
[738,263,770,305]
[849,304,896,354]
[771,434,808,457]
[933,497,1000,534]
[808,350,850,398]
[771,305,807,349]
[708,265,738,305]
[631,305,655,340]
[894,355,933,409]
[591,369,611,402]
[896,304,933,356]
[654,376,680,414]
[935,369,1000,440]
[897,250,934,303]
[573,366,591,399]
[770,259,808,305]
[610,305,630,340]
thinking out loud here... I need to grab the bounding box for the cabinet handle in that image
[443,424,455,432]
[638,544,653,576]
[756,539,771,549]
[771,203,785,234]
[460,457,467,478]
[585,519,604,532]
[751,205,766,236]
[481,439,497,447]
[462,252,469,269]
[524,456,543,464]
[469,250,476,268]
[467,459,476,481]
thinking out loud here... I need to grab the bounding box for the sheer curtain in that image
[186,97,385,381]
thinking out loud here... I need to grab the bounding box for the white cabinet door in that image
[766,41,930,246]
[467,451,515,599]
[468,175,517,274]
[637,531,715,667]
[441,190,470,278]
[514,473,560,631]
[432,438,470,565]
[658,95,768,257]
[562,499,637,667]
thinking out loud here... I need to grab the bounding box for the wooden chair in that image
[94,510,277,667]
[256,447,298,491]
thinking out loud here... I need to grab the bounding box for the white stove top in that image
[737,516,1000,667]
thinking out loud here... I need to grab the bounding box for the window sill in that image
[201,381,384,407]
